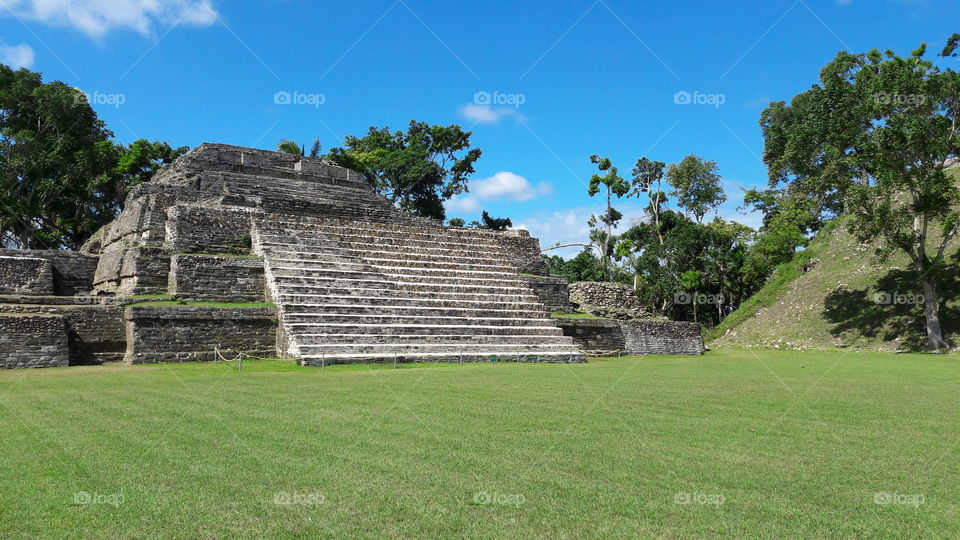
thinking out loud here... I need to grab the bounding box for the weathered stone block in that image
[0,256,53,295]
[124,306,277,363]
[169,255,266,302]
[0,314,69,368]
[555,318,704,355]
[523,275,572,312]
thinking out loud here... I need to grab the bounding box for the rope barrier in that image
[214,346,245,371]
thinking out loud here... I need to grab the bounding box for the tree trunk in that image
[921,278,949,351]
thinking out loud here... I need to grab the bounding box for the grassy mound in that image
[710,178,960,352]
[0,351,957,537]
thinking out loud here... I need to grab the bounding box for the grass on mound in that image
[126,301,276,308]
[550,310,603,319]
[0,350,957,538]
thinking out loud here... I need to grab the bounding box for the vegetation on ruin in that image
[0,350,956,537]
[0,64,185,249]
[550,310,602,319]
[327,120,482,221]
[126,300,275,308]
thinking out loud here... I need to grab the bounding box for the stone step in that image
[258,227,503,250]
[269,264,523,282]
[257,235,505,259]
[279,303,546,319]
[271,255,517,273]
[273,287,541,304]
[295,333,574,345]
[281,313,558,327]
[296,343,581,356]
[300,351,586,366]
[261,245,513,266]
[261,217,498,241]
[276,293,543,309]
[287,323,565,337]
[271,275,532,294]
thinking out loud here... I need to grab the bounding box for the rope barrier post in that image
[393,353,397,369]
[460,350,463,366]
[238,353,243,372]
[321,352,325,371]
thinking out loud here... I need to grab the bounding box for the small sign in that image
[489,355,498,363]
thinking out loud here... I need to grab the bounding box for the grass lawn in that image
[0,349,957,538]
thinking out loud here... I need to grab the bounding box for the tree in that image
[276,138,321,158]
[480,210,511,231]
[665,154,726,223]
[760,36,960,350]
[629,157,667,244]
[327,121,482,221]
[587,155,630,279]
[276,139,303,156]
[447,217,465,227]
[0,65,187,249]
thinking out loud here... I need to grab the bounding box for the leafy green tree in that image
[276,138,321,158]
[447,217,465,227]
[276,139,303,156]
[327,121,482,220]
[629,157,667,244]
[480,210,512,231]
[760,36,960,350]
[544,249,609,283]
[665,154,727,223]
[0,65,187,249]
[587,155,630,279]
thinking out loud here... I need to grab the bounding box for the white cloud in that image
[3,0,218,38]
[444,195,481,213]
[459,103,522,124]
[444,171,553,217]
[471,171,552,202]
[0,43,35,68]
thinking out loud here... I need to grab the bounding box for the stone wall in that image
[523,275,571,312]
[93,247,172,295]
[124,305,278,363]
[481,229,549,276]
[0,256,53,295]
[620,321,704,355]
[555,318,625,352]
[0,304,126,364]
[569,281,641,309]
[169,255,266,302]
[0,314,69,368]
[166,205,261,254]
[556,318,704,355]
[0,249,98,295]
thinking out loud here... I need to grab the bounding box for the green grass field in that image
[1,350,957,538]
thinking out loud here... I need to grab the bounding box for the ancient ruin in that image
[0,144,703,368]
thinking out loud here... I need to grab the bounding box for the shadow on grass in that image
[823,256,960,351]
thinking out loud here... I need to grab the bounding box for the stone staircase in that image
[252,216,585,365]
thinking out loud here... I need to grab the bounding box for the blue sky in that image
[1,0,956,256]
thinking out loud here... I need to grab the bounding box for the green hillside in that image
[710,171,960,352]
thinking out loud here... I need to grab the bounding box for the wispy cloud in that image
[459,103,524,124]
[2,0,218,38]
[445,171,552,216]
[0,42,35,68]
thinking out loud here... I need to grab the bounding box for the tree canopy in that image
[760,35,960,349]
[327,121,481,221]
[0,64,186,249]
